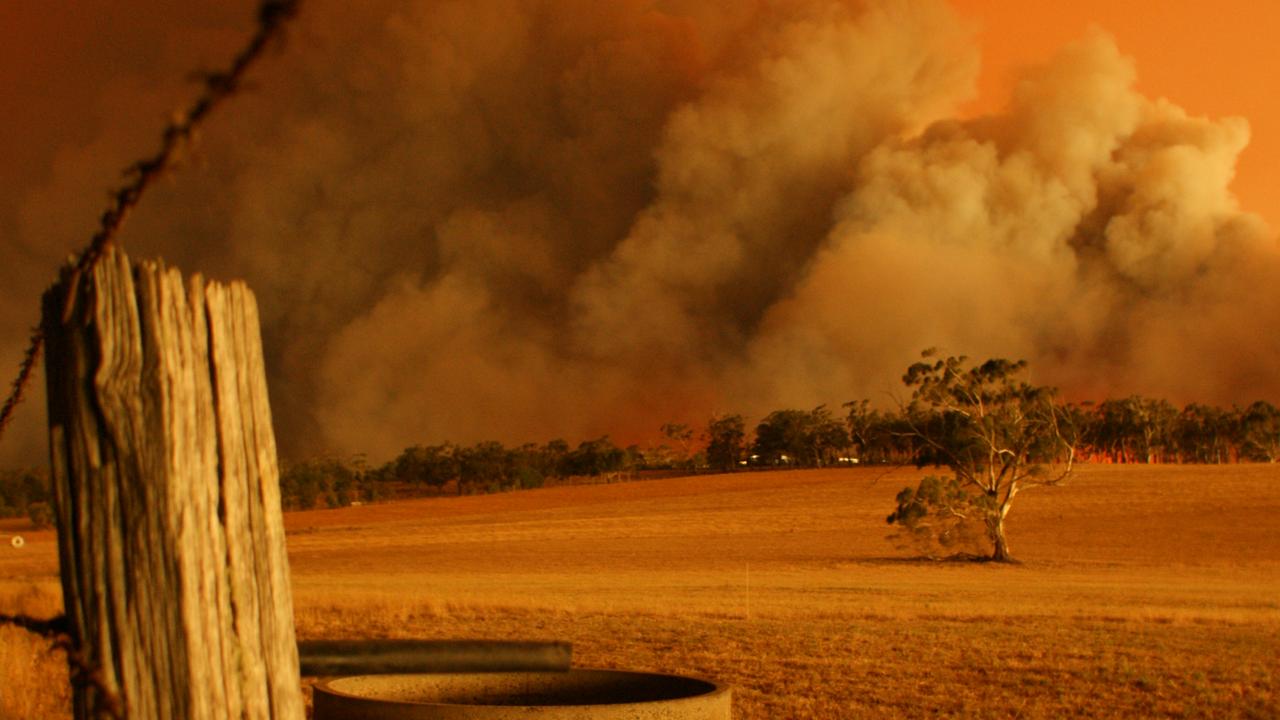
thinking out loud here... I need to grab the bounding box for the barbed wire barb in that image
[0,0,301,443]
[0,2,303,714]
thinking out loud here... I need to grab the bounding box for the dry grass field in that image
[2,464,1278,718]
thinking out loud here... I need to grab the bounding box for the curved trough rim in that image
[313,667,730,710]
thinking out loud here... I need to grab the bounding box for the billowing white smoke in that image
[737,29,1277,412]
[1,0,1275,463]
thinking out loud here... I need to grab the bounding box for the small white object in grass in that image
[9,535,23,549]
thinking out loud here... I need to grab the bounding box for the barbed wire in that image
[0,611,66,639]
[0,0,301,443]
[0,330,43,443]
[0,2,302,715]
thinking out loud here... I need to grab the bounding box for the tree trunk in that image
[43,247,303,719]
[990,522,1012,562]
[988,503,1013,562]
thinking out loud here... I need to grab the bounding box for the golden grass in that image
[0,580,69,719]
[2,464,1278,717]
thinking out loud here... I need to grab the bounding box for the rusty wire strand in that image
[0,611,67,639]
[0,327,43,441]
[0,2,302,715]
[0,0,300,443]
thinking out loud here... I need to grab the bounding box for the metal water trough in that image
[303,641,731,719]
[298,640,572,676]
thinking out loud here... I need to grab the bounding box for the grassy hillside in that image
[2,464,1277,717]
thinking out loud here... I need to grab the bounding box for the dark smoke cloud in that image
[2,1,1277,464]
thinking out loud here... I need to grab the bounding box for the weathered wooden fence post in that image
[42,245,303,719]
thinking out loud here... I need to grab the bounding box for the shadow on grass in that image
[851,553,1024,566]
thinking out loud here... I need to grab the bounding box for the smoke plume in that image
[2,0,1277,463]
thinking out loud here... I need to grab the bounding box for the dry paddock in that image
[2,464,1277,717]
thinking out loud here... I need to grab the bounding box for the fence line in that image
[0,4,305,714]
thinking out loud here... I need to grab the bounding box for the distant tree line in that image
[275,391,1279,511]
[277,436,647,511]
[1,391,1275,518]
[1071,397,1280,464]
[843,395,1280,467]
[0,468,53,529]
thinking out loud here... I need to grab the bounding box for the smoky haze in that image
[2,0,1277,464]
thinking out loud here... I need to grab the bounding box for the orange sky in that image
[954,0,1280,230]
[2,1,1279,463]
